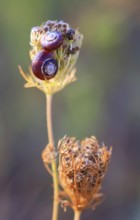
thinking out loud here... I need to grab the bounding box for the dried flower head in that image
[41,143,58,176]
[58,136,112,211]
[19,20,83,94]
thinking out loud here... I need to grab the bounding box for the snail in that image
[40,31,63,50]
[32,50,58,80]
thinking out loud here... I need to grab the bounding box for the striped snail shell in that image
[32,50,58,80]
[40,31,63,50]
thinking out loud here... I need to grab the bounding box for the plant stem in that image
[74,210,82,220]
[46,94,54,145]
[46,94,59,220]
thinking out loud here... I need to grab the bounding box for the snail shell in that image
[40,31,63,50]
[32,50,58,80]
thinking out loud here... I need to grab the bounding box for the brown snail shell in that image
[32,50,58,80]
[40,31,63,51]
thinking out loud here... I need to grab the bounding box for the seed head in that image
[58,136,112,211]
[19,20,83,94]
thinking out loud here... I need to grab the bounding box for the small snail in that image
[40,31,63,51]
[32,50,58,80]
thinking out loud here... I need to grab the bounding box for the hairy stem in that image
[46,94,59,220]
[74,210,82,220]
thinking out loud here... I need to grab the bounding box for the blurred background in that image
[1,0,140,219]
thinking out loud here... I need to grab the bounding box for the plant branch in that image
[46,94,59,220]
[74,210,82,220]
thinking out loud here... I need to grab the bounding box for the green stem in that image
[46,94,59,220]
[74,210,82,220]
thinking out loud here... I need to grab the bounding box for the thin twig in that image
[43,163,53,176]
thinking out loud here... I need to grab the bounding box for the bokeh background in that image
[1,0,140,220]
